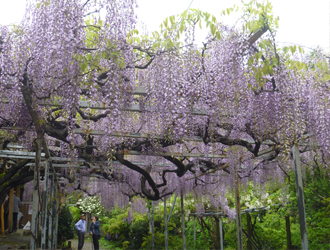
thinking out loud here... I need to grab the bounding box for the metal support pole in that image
[219,217,223,250]
[48,173,54,249]
[30,136,42,250]
[292,143,309,249]
[41,160,50,250]
[235,168,243,250]
[193,217,196,248]
[168,192,178,223]
[181,190,186,250]
[247,213,252,250]
[53,185,59,249]
[148,205,151,233]
[85,212,90,236]
[151,201,155,250]
[164,197,168,250]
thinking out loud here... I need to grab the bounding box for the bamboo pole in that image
[235,167,243,250]
[168,193,178,223]
[48,173,54,249]
[41,159,50,250]
[247,213,252,250]
[219,217,224,250]
[181,191,186,250]
[164,197,168,250]
[151,201,155,250]
[292,143,309,249]
[53,189,59,249]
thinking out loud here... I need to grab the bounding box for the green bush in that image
[69,205,82,223]
[57,204,75,245]
[129,217,149,249]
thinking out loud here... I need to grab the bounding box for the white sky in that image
[0,0,329,53]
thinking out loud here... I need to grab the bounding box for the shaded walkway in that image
[70,237,94,250]
[0,230,30,249]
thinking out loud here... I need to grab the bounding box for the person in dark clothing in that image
[90,215,100,250]
[75,215,86,250]
[13,191,21,232]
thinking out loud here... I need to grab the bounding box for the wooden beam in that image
[73,128,204,142]
[0,149,227,159]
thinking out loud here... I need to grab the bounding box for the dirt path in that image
[70,238,94,250]
[0,230,30,249]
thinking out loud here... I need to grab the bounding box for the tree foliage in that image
[0,0,329,222]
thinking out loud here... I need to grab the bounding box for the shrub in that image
[57,204,75,245]
[129,217,149,249]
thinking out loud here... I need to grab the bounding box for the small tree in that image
[58,204,75,246]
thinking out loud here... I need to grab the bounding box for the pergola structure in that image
[189,204,283,250]
[0,5,315,248]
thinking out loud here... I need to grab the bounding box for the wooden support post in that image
[285,216,292,250]
[1,204,4,235]
[292,143,309,249]
[164,197,168,250]
[48,173,54,249]
[1,167,4,236]
[235,168,243,250]
[219,217,224,250]
[15,186,21,201]
[151,201,155,250]
[181,190,186,250]
[193,217,196,248]
[41,159,50,250]
[8,188,14,233]
[247,213,252,250]
[168,192,178,223]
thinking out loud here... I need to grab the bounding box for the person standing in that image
[75,215,86,250]
[90,216,100,250]
[13,191,21,232]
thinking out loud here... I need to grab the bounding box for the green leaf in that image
[290,45,297,55]
[169,15,175,25]
[216,31,221,40]
[181,10,187,19]
[163,18,168,28]
[210,23,216,36]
